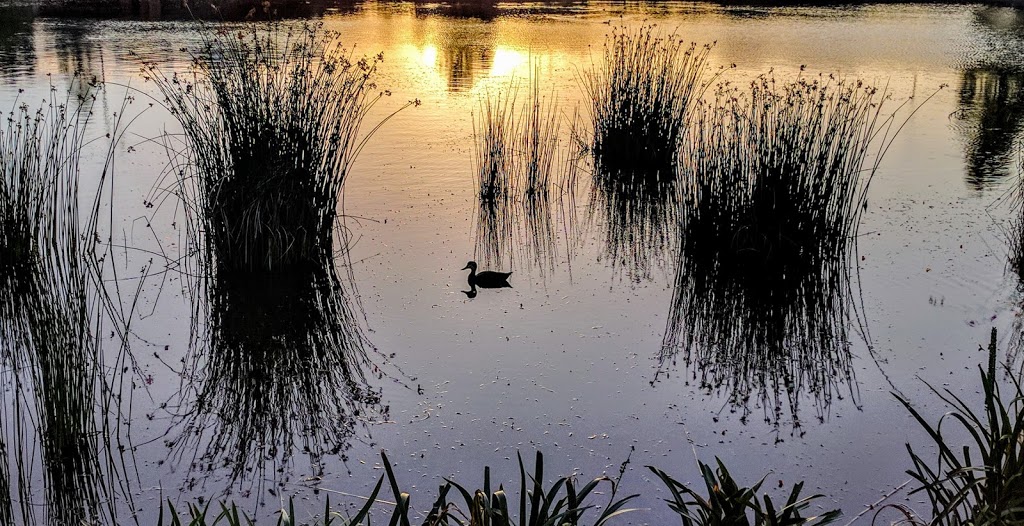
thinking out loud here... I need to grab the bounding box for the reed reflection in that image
[436,24,496,91]
[0,82,128,525]
[179,261,384,483]
[955,66,1024,190]
[415,0,498,20]
[0,5,35,78]
[658,75,900,426]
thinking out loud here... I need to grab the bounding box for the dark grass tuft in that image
[580,26,724,280]
[661,74,935,425]
[143,22,415,274]
[0,79,133,525]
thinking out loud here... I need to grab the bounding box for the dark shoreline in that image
[2,0,1020,22]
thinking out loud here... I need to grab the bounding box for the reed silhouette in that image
[0,79,133,525]
[144,23,415,274]
[146,23,398,485]
[1009,143,1024,285]
[660,74,931,425]
[580,25,723,279]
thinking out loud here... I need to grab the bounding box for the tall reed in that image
[1009,143,1024,282]
[143,22,415,273]
[472,67,564,274]
[580,24,716,180]
[0,80,130,524]
[520,61,560,199]
[472,88,518,269]
[580,26,720,279]
[663,74,930,424]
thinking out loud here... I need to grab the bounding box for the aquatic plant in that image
[897,328,1024,526]
[580,24,716,181]
[662,74,935,425]
[471,87,518,270]
[648,459,841,526]
[143,22,415,273]
[0,80,133,524]
[579,26,721,280]
[472,68,565,275]
[520,61,560,200]
[159,450,637,526]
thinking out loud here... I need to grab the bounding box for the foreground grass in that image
[897,328,1024,526]
[154,328,1023,526]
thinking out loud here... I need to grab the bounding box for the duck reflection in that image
[178,261,384,483]
[955,66,1024,191]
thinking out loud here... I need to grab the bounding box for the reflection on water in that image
[436,23,496,91]
[415,0,498,21]
[0,5,35,78]
[52,22,103,79]
[955,66,1024,190]
[588,166,678,281]
[176,262,385,485]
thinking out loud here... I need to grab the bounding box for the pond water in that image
[3,1,1024,524]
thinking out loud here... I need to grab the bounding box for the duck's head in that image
[461,261,477,271]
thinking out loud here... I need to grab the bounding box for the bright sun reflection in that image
[419,45,438,68]
[489,47,528,78]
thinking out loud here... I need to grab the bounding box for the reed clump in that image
[0,81,127,525]
[144,23,415,274]
[580,26,721,279]
[662,74,929,424]
[581,24,715,181]
[473,88,518,269]
[472,65,564,274]
[143,23,408,484]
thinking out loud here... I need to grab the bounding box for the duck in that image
[461,261,512,289]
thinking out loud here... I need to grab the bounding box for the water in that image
[2,1,1024,524]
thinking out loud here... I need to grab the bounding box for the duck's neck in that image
[467,267,476,280]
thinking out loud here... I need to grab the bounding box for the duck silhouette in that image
[462,261,512,289]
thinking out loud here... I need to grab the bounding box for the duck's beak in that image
[461,264,470,270]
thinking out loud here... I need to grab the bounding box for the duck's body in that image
[462,261,512,289]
